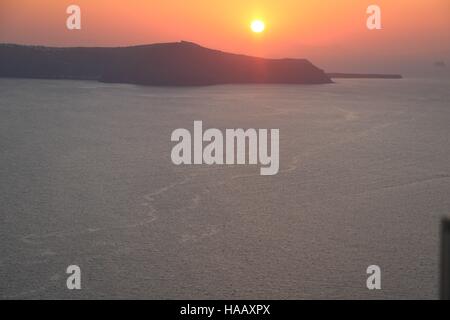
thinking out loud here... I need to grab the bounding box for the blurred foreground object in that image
[441,219,450,300]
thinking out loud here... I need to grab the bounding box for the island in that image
[0,41,332,86]
[327,73,402,79]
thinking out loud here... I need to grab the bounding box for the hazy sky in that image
[1,0,449,74]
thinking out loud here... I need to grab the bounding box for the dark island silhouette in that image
[327,73,402,79]
[0,41,333,86]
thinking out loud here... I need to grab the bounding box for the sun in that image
[250,20,265,33]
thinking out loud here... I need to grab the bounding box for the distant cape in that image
[0,41,332,86]
[327,73,402,79]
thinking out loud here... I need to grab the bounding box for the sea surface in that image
[1,77,449,299]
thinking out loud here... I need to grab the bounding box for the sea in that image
[1,77,449,299]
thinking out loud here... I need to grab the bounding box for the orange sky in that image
[1,0,449,73]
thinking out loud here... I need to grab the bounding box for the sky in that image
[1,0,449,74]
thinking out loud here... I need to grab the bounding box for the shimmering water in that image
[1,77,449,299]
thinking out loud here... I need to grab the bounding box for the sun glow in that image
[250,20,265,33]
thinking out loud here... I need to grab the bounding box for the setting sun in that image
[250,20,265,33]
